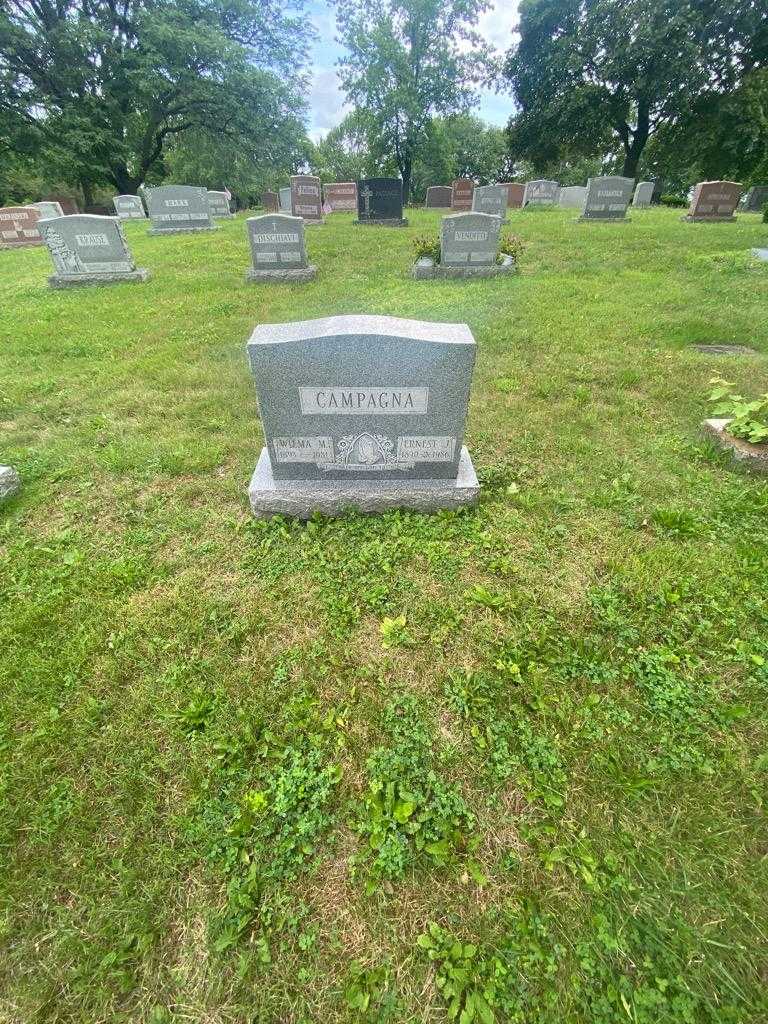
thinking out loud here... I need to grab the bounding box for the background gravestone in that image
[262,191,279,212]
[451,179,474,211]
[279,187,292,213]
[207,191,233,218]
[559,186,587,210]
[472,185,507,221]
[146,185,216,234]
[356,178,407,225]
[740,186,768,212]
[290,175,323,223]
[426,186,452,208]
[245,214,316,283]
[523,180,560,206]
[246,314,479,516]
[580,176,634,220]
[441,212,500,268]
[113,195,146,219]
[43,194,79,214]
[684,181,742,222]
[30,201,64,219]
[651,178,665,204]
[499,183,525,208]
[0,206,43,247]
[39,213,149,287]
[324,183,357,211]
[633,182,655,208]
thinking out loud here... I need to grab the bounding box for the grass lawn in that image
[1,206,768,1024]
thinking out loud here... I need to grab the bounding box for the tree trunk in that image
[401,153,413,205]
[111,162,143,195]
[621,99,650,178]
[80,179,95,207]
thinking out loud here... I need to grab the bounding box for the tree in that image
[411,115,516,199]
[504,0,766,179]
[310,110,392,183]
[335,0,495,200]
[0,0,313,201]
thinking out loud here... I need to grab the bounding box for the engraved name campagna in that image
[298,387,429,415]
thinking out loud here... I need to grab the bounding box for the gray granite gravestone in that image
[38,213,149,287]
[245,214,316,283]
[412,212,513,280]
[30,201,64,219]
[324,182,357,211]
[740,186,768,212]
[113,195,146,219]
[0,466,21,501]
[500,183,525,209]
[651,179,665,203]
[580,176,634,220]
[146,185,216,234]
[523,180,559,206]
[426,186,452,208]
[683,181,742,222]
[472,184,507,222]
[207,191,233,218]
[262,191,279,212]
[451,179,474,211]
[279,187,292,213]
[632,182,654,208]
[290,175,323,223]
[355,178,407,226]
[43,194,79,215]
[558,186,587,210]
[0,206,43,247]
[246,315,479,517]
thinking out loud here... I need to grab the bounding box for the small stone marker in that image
[413,212,513,280]
[740,186,768,212]
[633,182,655,208]
[113,195,146,219]
[207,191,233,218]
[684,181,742,222]
[580,176,634,220]
[692,344,756,355]
[324,182,358,211]
[472,185,507,222]
[30,201,64,219]
[0,206,43,247]
[703,419,768,476]
[246,314,479,517]
[279,187,292,213]
[262,191,279,212]
[146,185,216,234]
[39,213,149,287]
[451,179,474,211]
[245,214,316,283]
[558,186,587,210]
[499,183,525,209]
[752,248,768,262]
[0,466,21,502]
[290,175,323,223]
[426,186,453,208]
[523,180,559,206]
[356,178,407,226]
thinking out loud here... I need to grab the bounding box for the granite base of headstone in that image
[146,185,217,234]
[703,419,768,476]
[39,213,149,287]
[0,466,21,502]
[245,214,316,283]
[246,315,480,517]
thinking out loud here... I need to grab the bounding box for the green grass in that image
[1,207,767,1023]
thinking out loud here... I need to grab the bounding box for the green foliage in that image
[763,201,768,224]
[709,377,768,444]
[417,923,506,1024]
[412,234,442,262]
[660,194,688,208]
[497,231,524,263]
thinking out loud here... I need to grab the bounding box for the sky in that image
[304,1,519,141]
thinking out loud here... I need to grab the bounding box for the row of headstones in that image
[113,189,233,221]
[264,177,407,225]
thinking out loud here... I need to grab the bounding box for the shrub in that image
[412,234,440,262]
[708,377,768,444]
[659,193,688,208]
[498,231,524,264]
[762,201,768,224]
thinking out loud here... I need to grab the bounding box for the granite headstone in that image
[113,195,146,219]
[632,182,655,208]
[262,191,279,212]
[30,201,64,219]
[499,183,525,209]
[558,186,587,210]
[246,315,479,516]
[580,176,634,220]
[146,185,216,234]
[290,175,323,223]
[0,466,21,501]
[441,212,499,267]
[426,186,453,208]
[0,206,43,247]
[684,181,742,222]
[279,187,292,213]
[39,213,149,287]
[451,179,474,211]
[523,180,559,206]
[740,186,768,212]
[245,214,316,283]
[43,194,79,215]
[207,191,233,218]
[324,182,357,211]
[472,184,507,221]
[356,178,406,225]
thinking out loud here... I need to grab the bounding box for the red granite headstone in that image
[290,175,323,222]
[323,182,357,212]
[0,206,43,247]
[262,190,279,212]
[499,183,525,209]
[451,179,474,211]
[684,181,742,222]
[426,186,452,208]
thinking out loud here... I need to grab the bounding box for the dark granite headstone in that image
[356,178,406,225]
[426,186,452,208]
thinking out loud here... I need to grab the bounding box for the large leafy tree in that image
[0,0,313,201]
[310,110,392,183]
[504,0,766,179]
[411,115,516,199]
[334,0,495,200]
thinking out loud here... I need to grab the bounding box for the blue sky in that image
[304,1,519,140]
